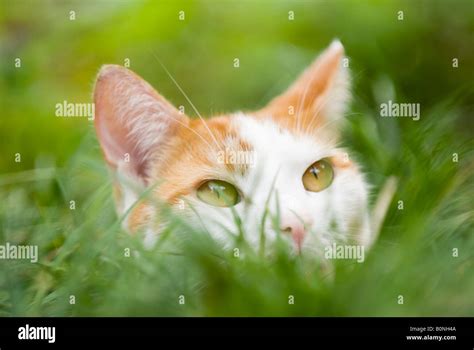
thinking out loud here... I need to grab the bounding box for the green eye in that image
[196,180,241,207]
[302,159,334,192]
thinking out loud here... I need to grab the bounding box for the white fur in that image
[97,44,372,256]
[179,113,371,256]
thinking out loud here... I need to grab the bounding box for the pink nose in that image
[280,219,307,253]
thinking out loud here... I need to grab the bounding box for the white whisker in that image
[152,51,223,151]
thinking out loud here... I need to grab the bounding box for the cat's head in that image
[93,40,371,255]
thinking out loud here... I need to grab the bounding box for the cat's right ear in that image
[256,40,349,129]
[93,65,187,183]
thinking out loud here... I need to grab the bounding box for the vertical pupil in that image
[209,183,224,198]
[311,165,320,179]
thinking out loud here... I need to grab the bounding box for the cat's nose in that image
[280,218,307,253]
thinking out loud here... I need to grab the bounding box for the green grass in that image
[0,0,473,316]
[0,96,472,316]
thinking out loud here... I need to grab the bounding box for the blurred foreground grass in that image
[0,0,473,316]
[0,97,472,316]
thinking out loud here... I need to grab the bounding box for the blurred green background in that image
[0,0,473,316]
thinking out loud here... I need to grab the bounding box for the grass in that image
[0,95,472,317]
[0,0,473,317]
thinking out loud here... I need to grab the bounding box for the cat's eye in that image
[302,159,334,192]
[196,180,241,207]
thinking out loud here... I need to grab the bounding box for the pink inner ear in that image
[93,65,186,179]
[289,41,344,111]
[257,40,347,119]
[94,66,147,176]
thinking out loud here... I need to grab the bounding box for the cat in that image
[93,40,372,257]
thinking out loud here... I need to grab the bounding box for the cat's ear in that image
[94,65,187,183]
[258,40,349,125]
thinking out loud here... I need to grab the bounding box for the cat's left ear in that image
[93,65,187,182]
[257,40,349,126]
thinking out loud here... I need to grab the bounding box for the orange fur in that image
[94,41,350,234]
[126,116,254,231]
[256,41,344,138]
